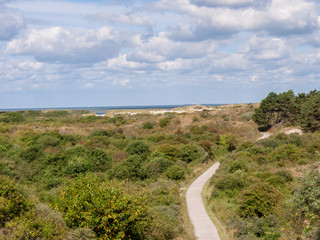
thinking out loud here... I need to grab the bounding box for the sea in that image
[0,104,224,116]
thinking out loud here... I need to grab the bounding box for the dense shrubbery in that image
[53,174,150,239]
[0,176,31,227]
[209,132,320,239]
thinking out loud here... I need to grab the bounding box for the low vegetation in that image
[1,94,319,239]
[0,104,257,239]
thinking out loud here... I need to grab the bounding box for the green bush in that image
[156,145,180,160]
[0,176,32,227]
[90,129,115,137]
[44,110,69,118]
[0,204,67,239]
[86,148,113,171]
[159,117,171,128]
[85,136,110,149]
[257,138,279,149]
[53,174,150,239]
[213,174,247,197]
[228,160,248,173]
[293,170,320,216]
[0,112,24,123]
[37,134,60,148]
[165,165,185,180]
[143,157,174,177]
[269,144,304,162]
[19,146,43,162]
[112,155,145,180]
[126,141,150,159]
[238,183,282,218]
[180,144,204,163]
[64,156,93,175]
[142,122,153,129]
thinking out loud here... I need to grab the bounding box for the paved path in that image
[256,132,271,141]
[186,162,221,240]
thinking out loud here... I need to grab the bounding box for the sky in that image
[1,0,320,108]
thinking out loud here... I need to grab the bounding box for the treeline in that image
[253,89,320,131]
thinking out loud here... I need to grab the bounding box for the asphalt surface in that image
[186,162,221,240]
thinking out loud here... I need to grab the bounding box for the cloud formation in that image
[6,27,129,64]
[0,6,25,40]
[1,0,320,108]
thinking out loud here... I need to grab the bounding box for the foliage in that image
[0,176,32,227]
[126,141,150,159]
[238,182,282,218]
[142,122,153,129]
[112,155,145,180]
[0,204,67,240]
[159,117,171,128]
[180,144,204,163]
[0,112,24,123]
[253,89,320,131]
[53,174,150,239]
[165,165,185,180]
[300,91,320,132]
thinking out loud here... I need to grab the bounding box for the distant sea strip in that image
[0,104,224,116]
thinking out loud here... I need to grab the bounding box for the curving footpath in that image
[186,162,221,240]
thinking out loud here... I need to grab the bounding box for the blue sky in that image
[1,0,320,108]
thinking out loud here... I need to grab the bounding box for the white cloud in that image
[113,79,130,87]
[127,32,218,63]
[86,12,153,26]
[5,26,129,64]
[158,0,319,41]
[190,0,255,8]
[242,35,291,60]
[0,6,25,40]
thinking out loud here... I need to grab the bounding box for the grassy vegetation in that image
[0,105,259,239]
[4,101,319,239]
[207,132,320,240]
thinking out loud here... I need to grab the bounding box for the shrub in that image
[159,117,171,128]
[165,165,185,180]
[64,156,93,175]
[143,122,153,129]
[86,148,113,171]
[228,160,248,173]
[126,141,150,160]
[257,138,279,149]
[1,204,67,239]
[293,170,320,216]
[198,140,212,155]
[238,183,282,218]
[90,129,115,137]
[148,205,181,239]
[219,134,236,151]
[214,174,247,196]
[180,144,204,163]
[156,145,180,160]
[112,155,145,180]
[275,170,293,182]
[19,146,43,162]
[37,134,60,148]
[0,112,24,123]
[143,157,174,177]
[44,110,69,118]
[53,175,150,239]
[85,136,110,149]
[0,176,32,227]
[269,144,304,162]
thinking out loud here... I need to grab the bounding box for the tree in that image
[300,91,320,132]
